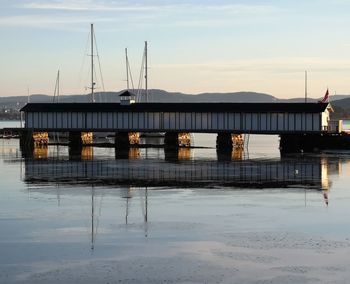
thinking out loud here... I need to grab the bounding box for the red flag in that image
[320,89,329,103]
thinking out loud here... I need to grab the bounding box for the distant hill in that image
[330,95,350,101]
[0,89,278,109]
[148,90,277,103]
[1,89,350,119]
[331,97,350,109]
[329,98,350,119]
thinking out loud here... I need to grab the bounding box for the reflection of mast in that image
[145,187,148,223]
[89,185,103,250]
[144,187,148,237]
[20,155,23,181]
[56,184,61,207]
[126,196,129,224]
[323,189,329,206]
[91,185,95,250]
[123,187,148,237]
[125,187,132,225]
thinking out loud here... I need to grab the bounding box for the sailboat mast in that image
[53,70,60,103]
[57,70,60,101]
[304,70,307,103]
[125,48,129,91]
[27,86,30,103]
[91,23,95,103]
[145,41,148,103]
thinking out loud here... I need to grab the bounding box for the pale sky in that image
[1,0,350,99]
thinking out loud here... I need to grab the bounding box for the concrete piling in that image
[164,132,191,149]
[115,132,140,149]
[216,133,244,150]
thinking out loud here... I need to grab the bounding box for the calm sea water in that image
[0,120,21,128]
[342,119,350,131]
[1,123,350,283]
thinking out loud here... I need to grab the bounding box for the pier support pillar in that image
[69,131,83,148]
[216,133,244,150]
[115,132,140,149]
[69,132,93,147]
[164,132,191,149]
[20,130,35,149]
[20,130,49,149]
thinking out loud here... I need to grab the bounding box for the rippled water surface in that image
[1,132,350,283]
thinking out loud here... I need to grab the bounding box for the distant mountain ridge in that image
[147,90,278,103]
[1,89,350,118]
[0,89,279,108]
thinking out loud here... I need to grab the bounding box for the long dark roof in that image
[21,102,329,113]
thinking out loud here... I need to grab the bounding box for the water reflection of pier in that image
[23,147,341,190]
[19,147,345,250]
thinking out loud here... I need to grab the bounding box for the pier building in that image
[20,101,333,151]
